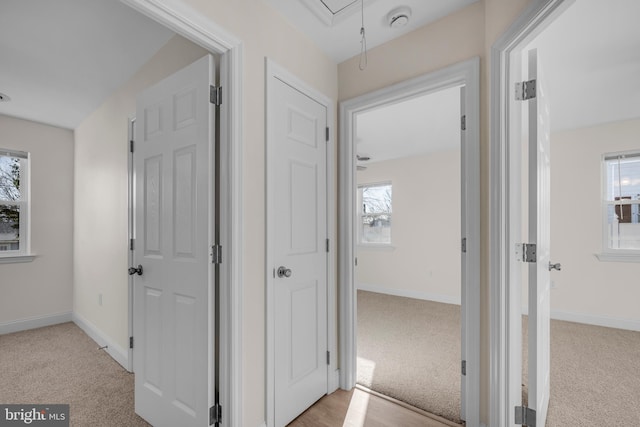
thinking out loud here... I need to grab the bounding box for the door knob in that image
[548,262,561,271]
[128,264,143,276]
[277,266,292,278]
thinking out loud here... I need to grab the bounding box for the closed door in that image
[133,54,215,427]
[271,76,328,427]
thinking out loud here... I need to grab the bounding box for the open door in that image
[132,54,216,427]
[460,85,467,422]
[513,48,551,427]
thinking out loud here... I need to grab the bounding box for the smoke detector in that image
[0,92,10,102]
[387,7,411,29]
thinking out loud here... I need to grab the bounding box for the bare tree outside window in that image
[0,154,22,251]
[359,183,392,244]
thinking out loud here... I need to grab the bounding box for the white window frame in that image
[0,149,32,263]
[597,150,640,262]
[357,181,393,248]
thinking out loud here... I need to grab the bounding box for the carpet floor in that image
[0,322,149,427]
[357,290,640,426]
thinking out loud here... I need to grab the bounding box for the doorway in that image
[339,57,480,426]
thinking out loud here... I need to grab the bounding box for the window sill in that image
[595,253,640,263]
[0,254,36,264]
[358,244,395,252]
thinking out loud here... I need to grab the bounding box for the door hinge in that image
[515,406,536,426]
[129,238,134,251]
[129,140,134,153]
[516,243,538,262]
[326,238,330,253]
[210,85,222,106]
[461,237,467,253]
[515,79,537,100]
[355,257,358,267]
[461,360,466,376]
[211,244,222,264]
[326,126,330,142]
[461,115,466,131]
[326,351,331,365]
[209,403,222,425]
[129,336,133,349]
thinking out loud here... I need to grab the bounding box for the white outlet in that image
[551,280,558,289]
[98,293,103,306]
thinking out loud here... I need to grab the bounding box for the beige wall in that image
[0,115,74,326]
[550,118,640,325]
[356,152,461,302]
[73,35,208,356]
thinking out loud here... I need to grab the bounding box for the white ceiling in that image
[265,0,479,63]
[0,0,175,129]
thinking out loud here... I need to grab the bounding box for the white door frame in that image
[338,57,481,426]
[121,1,244,426]
[489,1,573,425]
[265,58,337,427]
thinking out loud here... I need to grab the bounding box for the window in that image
[358,183,392,245]
[601,151,640,257]
[0,149,29,257]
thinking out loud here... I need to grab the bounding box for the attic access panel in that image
[304,0,374,26]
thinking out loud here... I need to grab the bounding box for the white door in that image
[133,54,215,427]
[459,85,467,422]
[272,77,328,427]
[526,47,551,427]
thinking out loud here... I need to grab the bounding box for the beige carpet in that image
[358,290,640,426]
[357,290,462,424]
[0,322,150,427]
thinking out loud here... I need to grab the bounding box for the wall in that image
[73,35,208,361]
[356,151,461,304]
[0,115,74,331]
[549,118,640,329]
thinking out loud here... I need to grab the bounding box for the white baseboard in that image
[256,423,267,427]
[0,311,73,335]
[72,312,129,370]
[357,283,461,306]
[521,306,640,331]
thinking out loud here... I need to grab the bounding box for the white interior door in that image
[459,85,467,422]
[133,54,215,427]
[272,77,328,427]
[526,47,551,427]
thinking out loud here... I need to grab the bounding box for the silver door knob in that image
[548,262,561,271]
[277,266,292,278]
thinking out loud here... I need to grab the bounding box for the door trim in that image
[122,1,244,426]
[265,58,337,427]
[338,57,481,426]
[489,1,573,425]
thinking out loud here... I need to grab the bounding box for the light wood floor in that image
[287,386,463,427]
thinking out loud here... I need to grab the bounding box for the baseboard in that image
[256,422,266,427]
[357,283,461,306]
[0,311,73,335]
[72,312,129,370]
[521,306,640,331]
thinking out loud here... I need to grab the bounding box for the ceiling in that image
[265,0,479,63]
[0,0,175,129]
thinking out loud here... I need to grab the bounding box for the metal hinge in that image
[209,403,222,425]
[519,243,537,263]
[326,127,330,142]
[515,406,536,426]
[326,351,331,365]
[326,238,330,253]
[461,360,466,376]
[129,239,134,251]
[129,140,134,153]
[515,79,537,100]
[210,85,222,106]
[462,238,467,253]
[211,244,222,264]
[129,337,133,349]
[461,115,466,131]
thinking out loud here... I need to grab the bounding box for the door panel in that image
[527,47,551,427]
[272,78,328,427]
[133,54,215,427]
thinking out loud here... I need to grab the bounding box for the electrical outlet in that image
[551,280,558,289]
[98,293,103,306]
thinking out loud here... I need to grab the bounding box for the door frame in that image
[122,1,244,426]
[338,57,481,425]
[265,58,337,427]
[489,0,573,425]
